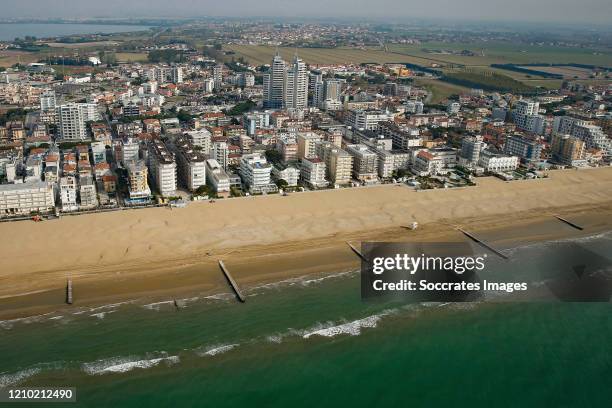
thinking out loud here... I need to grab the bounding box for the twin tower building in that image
[263,51,309,111]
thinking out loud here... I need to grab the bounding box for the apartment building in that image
[239,153,275,193]
[126,160,151,200]
[300,157,327,188]
[174,136,207,192]
[205,159,231,195]
[0,182,55,217]
[345,144,378,182]
[148,139,177,197]
[60,176,78,211]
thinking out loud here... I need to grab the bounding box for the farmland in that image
[387,42,612,67]
[225,45,435,67]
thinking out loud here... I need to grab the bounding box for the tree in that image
[265,149,283,165]
[275,179,288,189]
[194,185,210,196]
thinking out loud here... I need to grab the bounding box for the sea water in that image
[0,232,611,407]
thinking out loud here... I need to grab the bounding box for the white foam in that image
[141,300,174,311]
[302,309,397,339]
[82,354,179,375]
[0,368,41,389]
[196,344,239,357]
[247,270,358,294]
[90,311,115,320]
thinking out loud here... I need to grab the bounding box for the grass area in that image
[413,78,471,103]
[116,52,149,63]
[441,69,536,93]
[0,50,40,67]
[45,41,120,48]
[388,42,612,67]
[225,45,436,66]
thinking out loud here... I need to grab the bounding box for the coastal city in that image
[0,20,610,219]
[1,3,612,406]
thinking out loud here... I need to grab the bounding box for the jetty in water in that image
[218,260,246,303]
[457,228,509,260]
[66,279,73,305]
[347,241,368,262]
[554,215,584,231]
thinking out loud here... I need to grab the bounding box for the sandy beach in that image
[1,167,612,318]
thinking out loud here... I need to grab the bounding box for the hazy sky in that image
[3,0,611,25]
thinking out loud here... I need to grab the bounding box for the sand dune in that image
[1,167,612,304]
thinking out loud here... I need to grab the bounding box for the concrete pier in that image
[218,260,246,303]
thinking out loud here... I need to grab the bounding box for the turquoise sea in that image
[0,232,611,407]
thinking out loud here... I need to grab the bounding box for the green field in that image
[412,78,471,103]
[225,45,436,66]
[387,42,612,67]
[116,52,149,63]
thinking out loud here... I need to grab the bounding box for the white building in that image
[148,140,177,197]
[239,153,275,193]
[212,141,229,170]
[513,99,545,134]
[263,52,287,109]
[60,176,78,211]
[284,54,309,110]
[346,109,392,131]
[57,103,87,141]
[376,149,411,178]
[478,150,520,172]
[272,165,300,187]
[171,66,183,84]
[40,89,56,111]
[0,182,55,217]
[301,157,327,188]
[205,159,231,194]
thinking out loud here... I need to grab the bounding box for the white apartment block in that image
[57,103,87,141]
[272,165,300,187]
[240,153,275,193]
[60,176,78,212]
[316,142,353,185]
[0,182,55,217]
[148,140,177,197]
[513,99,545,134]
[376,149,411,178]
[346,109,392,131]
[412,151,444,176]
[284,55,309,110]
[205,159,231,194]
[301,157,327,188]
[478,150,520,173]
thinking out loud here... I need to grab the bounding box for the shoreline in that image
[1,205,611,320]
[1,167,612,319]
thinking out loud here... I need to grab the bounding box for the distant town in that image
[0,19,610,219]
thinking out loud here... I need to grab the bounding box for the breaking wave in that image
[82,353,179,375]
